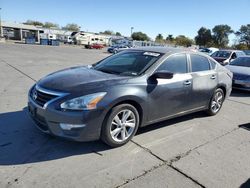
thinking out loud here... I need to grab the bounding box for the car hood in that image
[37,66,130,93]
[226,65,250,75]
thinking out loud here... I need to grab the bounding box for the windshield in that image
[93,51,162,76]
[244,50,250,55]
[230,57,250,67]
[211,51,231,58]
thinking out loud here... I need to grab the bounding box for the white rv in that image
[72,32,111,46]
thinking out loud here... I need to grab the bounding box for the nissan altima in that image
[28,47,232,147]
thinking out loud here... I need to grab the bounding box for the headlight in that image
[60,92,106,110]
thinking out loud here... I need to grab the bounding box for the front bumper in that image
[232,80,250,91]
[27,96,106,142]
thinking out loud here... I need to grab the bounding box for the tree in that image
[233,43,249,50]
[44,22,59,29]
[235,24,250,47]
[23,20,44,26]
[212,25,233,47]
[195,27,213,47]
[131,32,149,41]
[62,23,80,31]
[155,33,164,43]
[100,30,114,35]
[115,32,122,36]
[166,34,174,43]
[175,35,193,47]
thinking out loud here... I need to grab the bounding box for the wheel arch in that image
[216,84,227,97]
[105,97,145,127]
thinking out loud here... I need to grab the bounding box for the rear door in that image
[188,53,218,109]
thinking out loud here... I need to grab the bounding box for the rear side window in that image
[158,54,187,73]
[209,59,216,69]
[190,54,210,72]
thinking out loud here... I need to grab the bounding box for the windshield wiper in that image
[119,72,138,76]
[97,68,120,75]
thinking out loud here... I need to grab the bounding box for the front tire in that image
[101,104,140,147]
[206,88,224,116]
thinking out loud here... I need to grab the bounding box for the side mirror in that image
[151,70,174,79]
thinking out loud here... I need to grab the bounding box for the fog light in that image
[60,123,86,130]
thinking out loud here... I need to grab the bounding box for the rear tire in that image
[206,88,224,116]
[101,104,140,147]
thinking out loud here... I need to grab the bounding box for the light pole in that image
[0,8,2,38]
[131,27,134,37]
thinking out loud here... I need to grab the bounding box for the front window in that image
[157,54,188,73]
[230,57,250,67]
[93,51,162,76]
[211,51,231,59]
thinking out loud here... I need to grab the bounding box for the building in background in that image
[0,21,117,46]
[0,21,162,47]
[38,27,73,42]
[1,21,42,42]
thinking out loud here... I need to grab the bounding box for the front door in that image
[147,53,193,122]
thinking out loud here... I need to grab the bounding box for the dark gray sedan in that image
[28,47,232,147]
[226,56,250,91]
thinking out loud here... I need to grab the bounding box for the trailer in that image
[71,32,111,46]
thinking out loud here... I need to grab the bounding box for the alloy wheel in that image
[211,91,223,113]
[110,109,136,142]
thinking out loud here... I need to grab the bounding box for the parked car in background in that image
[85,43,104,49]
[243,50,250,55]
[199,47,218,56]
[107,45,131,54]
[211,50,245,65]
[226,56,250,91]
[28,47,232,147]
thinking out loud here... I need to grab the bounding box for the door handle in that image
[210,75,216,80]
[184,80,191,86]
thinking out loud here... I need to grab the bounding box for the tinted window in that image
[157,54,187,73]
[209,59,217,69]
[230,57,250,67]
[243,50,250,55]
[191,54,210,72]
[94,51,162,76]
[211,51,231,58]
[236,51,245,57]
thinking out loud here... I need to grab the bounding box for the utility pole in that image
[131,27,134,37]
[0,8,2,38]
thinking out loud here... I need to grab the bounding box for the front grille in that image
[30,87,58,107]
[32,115,49,131]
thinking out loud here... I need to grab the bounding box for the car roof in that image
[218,49,243,52]
[127,46,193,54]
[239,55,250,58]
